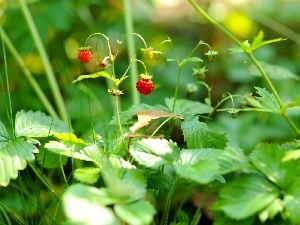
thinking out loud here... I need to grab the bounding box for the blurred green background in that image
[1,0,299,151]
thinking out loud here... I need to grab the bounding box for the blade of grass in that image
[17,0,68,124]
[0,26,58,119]
[122,0,140,104]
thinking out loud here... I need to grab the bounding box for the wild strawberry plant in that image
[0,1,300,225]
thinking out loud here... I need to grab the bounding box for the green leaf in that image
[250,30,265,49]
[114,200,156,225]
[0,121,10,143]
[0,138,36,187]
[198,147,250,175]
[72,71,111,83]
[259,198,284,222]
[130,138,180,168]
[15,110,70,138]
[250,143,298,188]
[283,149,300,161]
[165,98,211,116]
[181,117,227,149]
[73,167,101,184]
[249,61,300,81]
[36,148,68,169]
[174,149,219,184]
[212,175,280,220]
[112,169,147,202]
[147,171,173,190]
[62,184,119,225]
[254,87,280,111]
[167,58,176,62]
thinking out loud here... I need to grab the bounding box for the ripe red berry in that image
[136,78,154,95]
[78,48,92,63]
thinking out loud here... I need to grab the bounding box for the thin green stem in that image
[0,27,58,118]
[172,68,182,113]
[122,0,141,104]
[163,175,180,225]
[115,95,123,136]
[17,0,68,124]
[190,187,211,225]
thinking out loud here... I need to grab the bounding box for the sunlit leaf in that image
[15,110,70,138]
[73,167,101,184]
[114,200,156,225]
[181,117,227,149]
[284,180,300,224]
[72,71,111,83]
[212,175,280,220]
[130,138,180,168]
[0,138,36,187]
[62,184,119,225]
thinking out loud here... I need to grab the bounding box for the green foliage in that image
[181,116,228,149]
[1,0,300,224]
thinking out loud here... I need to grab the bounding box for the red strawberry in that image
[78,47,92,63]
[136,74,154,95]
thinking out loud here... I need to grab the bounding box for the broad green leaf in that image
[130,138,180,168]
[62,184,119,225]
[250,143,298,188]
[249,61,300,81]
[181,117,227,149]
[36,148,68,169]
[72,71,111,83]
[0,138,36,187]
[283,149,300,161]
[254,87,280,111]
[73,167,101,184]
[165,98,211,116]
[15,110,70,137]
[114,200,156,225]
[147,171,173,190]
[213,211,255,225]
[212,175,280,220]
[174,149,219,184]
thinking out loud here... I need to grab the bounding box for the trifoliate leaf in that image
[15,110,70,137]
[114,200,156,225]
[0,138,36,187]
[173,149,219,184]
[73,167,101,184]
[62,184,119,225]
[130,138,180,168]
[212,175,280,220]
[254,87,280,111]
[250,143,298,188]
[181,117,227,149]
[165,98,211,116]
